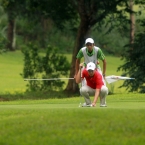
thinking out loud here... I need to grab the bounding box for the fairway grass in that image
[0,93,145,145]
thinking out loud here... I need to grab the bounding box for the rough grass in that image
[0,93,145,145]
[0,51,27,93]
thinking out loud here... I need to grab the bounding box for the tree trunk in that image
[7,15,15,51]
[65,20,90,93]
[130,0,135,50]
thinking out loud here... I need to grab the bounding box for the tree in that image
[1,0,25,51]
[1,0,77,51]
[22,44,70,92]
[117,1,145,93]
[117,27,145,93]
[130,0,135,49]
[66,0,131,93]
[0,4,7,53]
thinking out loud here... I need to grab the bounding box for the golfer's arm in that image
[75,59,80,75]
[75,69,81,84]
[93,89,100,104]
[102,59,106,75]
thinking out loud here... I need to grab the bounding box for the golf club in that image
[79,67,83,107]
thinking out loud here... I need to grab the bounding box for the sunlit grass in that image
[0,94,145,145]
[0,51,27,93]
[0,51,127,94]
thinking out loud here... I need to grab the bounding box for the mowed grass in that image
[0,94,145,145]
[1,51,145,145]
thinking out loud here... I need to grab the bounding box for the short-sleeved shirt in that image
[82,69,104,89]
[76,46,105,61]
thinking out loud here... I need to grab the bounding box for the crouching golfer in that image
[75,62,108,107]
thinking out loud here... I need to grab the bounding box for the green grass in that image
[0,51,27,93]
[0,51,125,94]
[0,51,145,145]
[0,93,145,145]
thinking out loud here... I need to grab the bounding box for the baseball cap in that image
[85,38,94,44]
[86,62,96,71]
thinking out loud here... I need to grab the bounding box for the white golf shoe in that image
[82,103,92,107]
[100,104,107,107]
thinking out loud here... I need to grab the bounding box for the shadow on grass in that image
[0,90,80,101]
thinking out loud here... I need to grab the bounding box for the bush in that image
[21,44,70,91]
[0,35,7,53]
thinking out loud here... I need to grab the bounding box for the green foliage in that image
[135,0,145,5]
[21,44,70,91]
[0,5,8,52]
[19,0,78,29]
[0,34,7,53]
[16,17,75,53]
[1,0,24,18]
[118,22,145,93]
[92,24,129,55]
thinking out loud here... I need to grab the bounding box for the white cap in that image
[85,38,94,44]
[86,62,96,71]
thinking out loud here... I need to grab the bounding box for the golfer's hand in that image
[74,74,77,79]
[79,63,84,69]
[103,74,105,78]
[92,102,96,107]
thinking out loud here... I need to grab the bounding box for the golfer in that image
[75,62,108,107]
[74,38,106,80]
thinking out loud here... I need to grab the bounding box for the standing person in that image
[75,62,108,107]
[74,38,106,81]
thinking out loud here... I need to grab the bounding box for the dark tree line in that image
[1,0,145,93]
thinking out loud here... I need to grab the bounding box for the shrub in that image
[21,44,70,91]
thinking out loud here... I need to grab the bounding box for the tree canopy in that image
[1,0,145,93]
[118,19,145,93]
